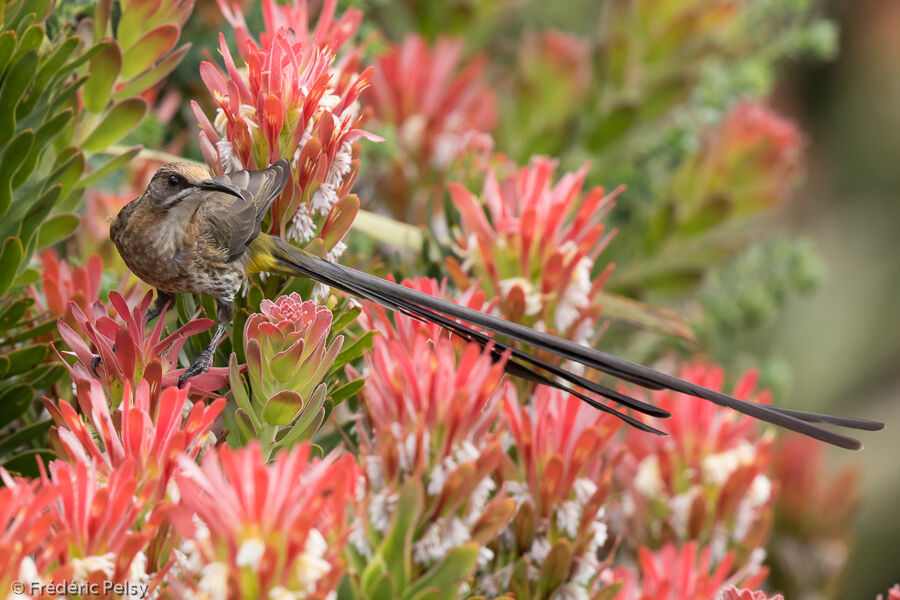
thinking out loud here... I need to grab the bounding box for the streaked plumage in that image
[110,160,884,450]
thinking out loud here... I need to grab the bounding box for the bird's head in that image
[144,162,245,209]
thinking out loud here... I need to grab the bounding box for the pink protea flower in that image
[718,586,785,600]
[672,100,804,223]
[877,585,900,600]
[767,434,860,598]
[448,156,620,346]
[234,293,342,456]
[45,378,225,503]
[351,279,514,575]
[364,33,497,172]
[169,442,358,599]
[617,363,774,566]
[0,471,58,592]
[476,387,621,597]
[57,290,229,400]
[613,542,768,600]
[193,0,380,257]
[33,250,102,321]
[40,459,164,587]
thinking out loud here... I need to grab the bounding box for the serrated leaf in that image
[81,98,146,152]
[329,377,364,406]
[0,237,24,295]
[121,24,177,79]
[36,213,79,248]
[0,418,51,454]
[82,40,121,113]
[1,449,54,477]
[0,384,32,429]
[113,43,190,101]
[75,145,141,189]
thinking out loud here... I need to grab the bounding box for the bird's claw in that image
[178,351,213,389]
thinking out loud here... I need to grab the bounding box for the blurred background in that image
[776,0,900,594]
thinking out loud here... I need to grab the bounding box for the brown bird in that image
[110,159,883,449]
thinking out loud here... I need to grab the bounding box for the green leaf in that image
[331,305,361,334]
[4,344,48,376]
[1,318,55,345]
[0,418,51,454]
[233,408,257,447]
[377,479,424,592]
[113,43,190,101]
[34,35,81,92]
[36,213,79,248]
[368,574,396,600]
[537,539,573,598]
[0,298,32,331]
[0,385,32,429]
[11,24,42,65]
[262,389,304,426]
[48,148,84,199]
[401,544,480,600]
[23,364,65,389]
[82,40,121,113]
[0,31,18,77]
[0,356,8,379]
[327,331,375,377]
[75,145,141,189]
[0,237,23,295]
[117,0,164,50]
[1,449,54,477]
[12,109,75,190]
[12,268,38,287]
[121,24,178,80]
[329,377,365,406]
[81,98,147,152]
[93,0,112,42]
[0,49,36,142]
[353,209,424,251]
[19,184,62,247]
[0,128,34,217]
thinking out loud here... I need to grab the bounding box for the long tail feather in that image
[269,239,884,450]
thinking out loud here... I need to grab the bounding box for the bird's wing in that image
[204,160,292,263]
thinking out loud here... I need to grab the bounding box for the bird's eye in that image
[168,175,181,187]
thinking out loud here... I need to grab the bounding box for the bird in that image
[109,159,884,450]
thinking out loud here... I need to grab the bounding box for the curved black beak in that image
[198,179,245,201]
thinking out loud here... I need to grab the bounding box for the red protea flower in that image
[718,586,785,600]
[350,278,513,576]
[767,434,860,598]
[0,471,58,592]
[30,250,103,325]
[617,363,774,566]
[56,290,228,400]
[45,378,225,503]
[365,34,497,172]
[479,386,620,597]
[613,542,768,600]
[877,585,900,600]
[448,156,620,344]
[169,442,358,599]
[41,459,164,587]
[672,100,804,224]
[194,0,380,258]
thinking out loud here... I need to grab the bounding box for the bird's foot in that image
[178,351,214,388]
